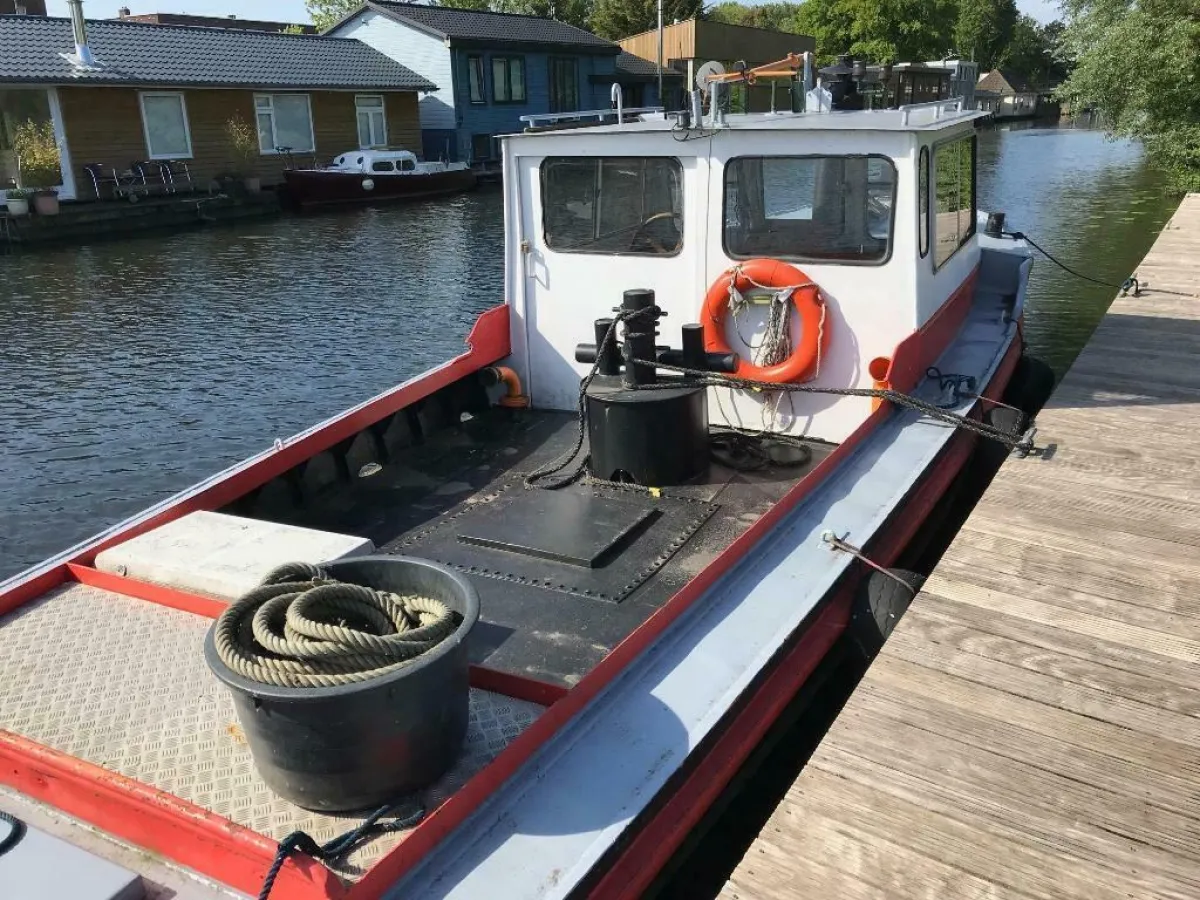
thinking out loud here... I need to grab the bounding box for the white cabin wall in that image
[329,11,455,132]
[704,130,919,444]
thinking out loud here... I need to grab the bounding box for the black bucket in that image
[203,555,479,813]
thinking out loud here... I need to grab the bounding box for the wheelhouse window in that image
[724,155,896,264]
[355,95,388,148]
[933,135,976,268]
[549,58,578,112]
[919,146,930,259]
[255,94,314,154]
[492,57,526,103]
[541,157,683,256]
[467,55,485,104]
[371,160,395,172]
[139,92,192,159]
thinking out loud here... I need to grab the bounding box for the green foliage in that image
[280,24,309,34]
[793,0,956,64]
[589,0,702,40]
[707,2,804,32]
[225,114,259,173]
[955,0,1016,69]
[1059,0,1200,188]
[305,0,360,31]
[10,120,60,189]
[1000,15,1069,86]
[494,0,592,29]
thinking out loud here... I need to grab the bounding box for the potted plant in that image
[226,114,261,193]
[4,187,32,217]
[11,120,62,215]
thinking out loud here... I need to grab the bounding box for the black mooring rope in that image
[1004,230,1140,296]
[0,809,26,858]
[258,802,424,900]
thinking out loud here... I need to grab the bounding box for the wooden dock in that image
[721,194,1200,900]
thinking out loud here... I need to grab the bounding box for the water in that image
[0,125,1179,581]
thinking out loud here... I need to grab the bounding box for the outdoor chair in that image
[82,163,149,202]
[156,160,194,194]
[130,160,169,196]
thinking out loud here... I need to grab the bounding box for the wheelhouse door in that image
[516,152,701,411]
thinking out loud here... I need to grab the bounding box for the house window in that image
[541,156,683,256]
[139,92,192,159]
[933,135,977,269]
[723,155,896,265]
[918,146,930,259]
[254,94,315,154]
[356,95,388,148]
[467,55,485,104]
[492,56,526,103]
[549,58,578,113]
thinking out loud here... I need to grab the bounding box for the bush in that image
[225,114,259,174]
[11,120,61,189]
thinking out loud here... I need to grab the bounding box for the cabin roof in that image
[0,14,435,91]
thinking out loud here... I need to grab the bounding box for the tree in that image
[589,0,703,40]
[955,0,1017,69]
[305,0,359,31]
[707,2,805,32]
[794,0,956,64]
[1000,16,1070,87]
[1058,0,1200,187]
[494,0,593,29]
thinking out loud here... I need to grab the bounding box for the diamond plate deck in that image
[0,583,544,878]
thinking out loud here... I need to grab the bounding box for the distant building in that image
[976,69,1040,119]
[326,2,670,163]
[619,17,814,113]
[114,9,316,34]
[0,0,47,14]
[0,12,431,201]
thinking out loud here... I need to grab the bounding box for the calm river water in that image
[0,124,1178,580]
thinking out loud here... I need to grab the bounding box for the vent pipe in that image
[67,0,94,68]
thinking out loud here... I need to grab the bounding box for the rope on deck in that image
[212,562,454,688]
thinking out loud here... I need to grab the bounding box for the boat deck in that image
[721,195,1200,899]
[249,408,832,685]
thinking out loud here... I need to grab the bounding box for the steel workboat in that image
[0,81,1041,900]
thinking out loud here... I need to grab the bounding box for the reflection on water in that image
[0,125,1180,580]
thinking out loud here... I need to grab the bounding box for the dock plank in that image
[723,194,1200,899]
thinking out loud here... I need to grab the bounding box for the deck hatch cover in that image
[457,491,655,567]
[389,481,718,603]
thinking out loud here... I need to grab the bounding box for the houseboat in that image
[281,149,477,209]
[0,69,1045,900]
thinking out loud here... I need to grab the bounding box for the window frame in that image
[539,155,685,258]
[254,93,316,156]
[138,91,193,160]
[931,133,978,272]
[721,153,898,268]
[918,145,930,259]
[491,56,526,104]
[355,94,388,149]
[467,54,486,105]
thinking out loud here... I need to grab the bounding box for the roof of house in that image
[976,68,1034,94]
[0,14,434,90]
[340,1,618,53]
[613,50,684,80]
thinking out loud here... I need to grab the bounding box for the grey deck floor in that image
[721,194,1200,900]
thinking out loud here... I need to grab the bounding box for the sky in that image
[47,0,1065,27]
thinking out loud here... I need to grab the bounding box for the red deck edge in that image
[67,564,228,618]
[344,268,993,898]
[888,266,979,393]
[588,335,1023,900]
[0,731,346,899]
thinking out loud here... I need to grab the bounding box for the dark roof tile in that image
[366,1,615,51]
[0,15,434,90]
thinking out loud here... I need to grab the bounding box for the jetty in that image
[721,194,1200,900]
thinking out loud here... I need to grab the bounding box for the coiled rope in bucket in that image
[213,562,455,688]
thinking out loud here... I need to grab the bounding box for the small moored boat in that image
[282,149,477,209]
[0,56,1050,900]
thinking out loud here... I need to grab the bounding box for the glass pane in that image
[356,95,384,109]
[0,89,59,188]
[934,137,973,267]
[271,94,313,152]
[142,94,190,158]
[510,59,525,102]
[468,57,483,103]
[493,58,509,102]
[724,156,895,263]
[254,96,272,110]
[541,157,682,255]
[357,111,371,149]
[256,111,274,153]
[371,160,394,172]
[371,111,386,147]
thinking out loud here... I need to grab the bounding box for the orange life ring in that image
[702,258,826,384]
